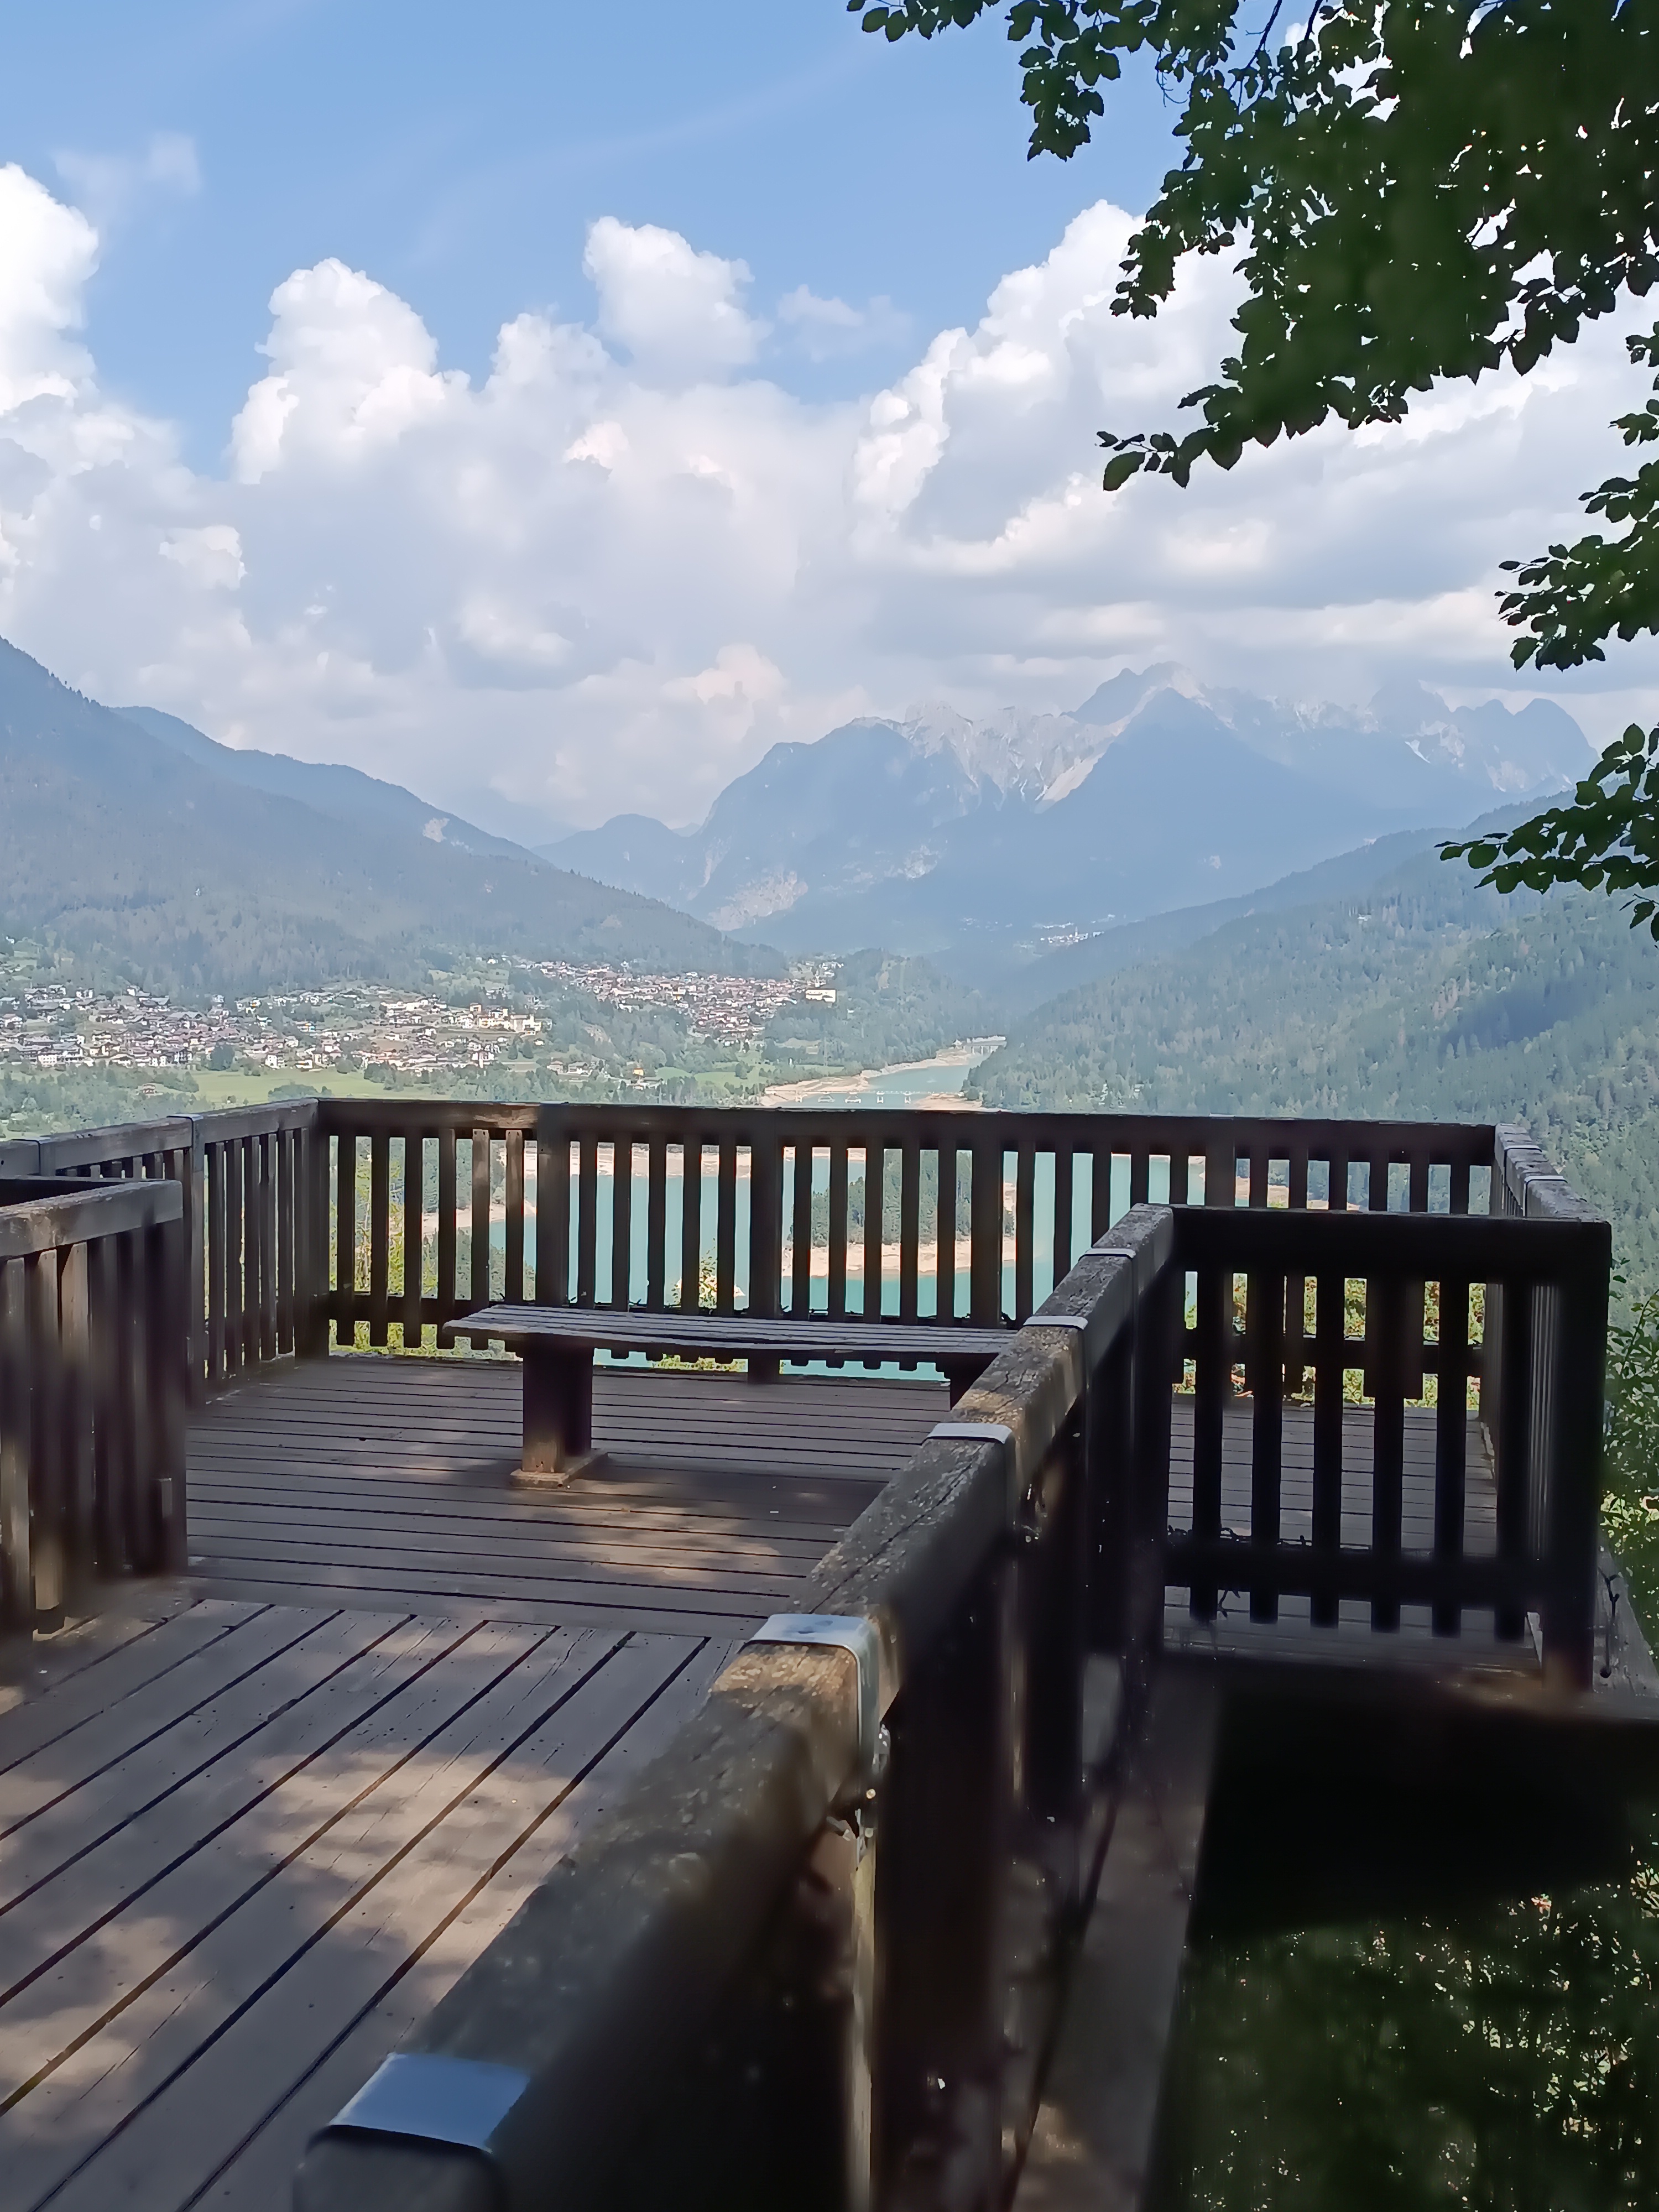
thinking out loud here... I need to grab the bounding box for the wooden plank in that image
[206,1140,227,1386]
[0,1257,30,1627]
[790,1144,812,1316]
[828,1142,850,1319]
[715,1138,737,1313]
[644,1135,666,1310]
[864,1141,884,1321]
[0,1608,402,1933]
[261,1130,280,1364]
[606,1138,629,1309]
[1246,1266,1283,1623]
[436,1126,458,1327]
[1016,1665,1219,2212]
[203,1639,733,2209]
[36,1634,710,2212]
[333,1130,356,1350]
[899,1135,921,1325]
[276,1125,297,1358]
[472,1126,493,1312]
[401,1131,424,1351]
[367,1132,390,1348]
[225,1134,247,1377]
[0,1619,550,2138]
[29,1247,66,1621]
[437,1303,1008,1367]
[576,1131,598,1307]
[935,1142,956,1323]
[0,1609,166,1729]
[1053,1144,1074,1290]
[0,1604,324,1837]
[1014,1140,1036,1321]
[504,1129,526,1307]
[680,1139,702,1313]
[174,1543,800,1615]
[188,1577,755,1641]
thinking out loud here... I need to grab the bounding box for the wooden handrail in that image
[291,1205,1182,2212]
[0,1174,187,1627]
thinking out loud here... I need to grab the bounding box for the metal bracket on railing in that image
[324,2050,528,2154]
[1020,1308,1090,1391]
[750,1613,883,1785]
[929,1417,1020,1523]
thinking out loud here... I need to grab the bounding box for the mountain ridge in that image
[0,638,776,995]
[545,672,1592,957]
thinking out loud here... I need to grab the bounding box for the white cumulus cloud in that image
[583,216,763,380]
[0,182,1651,841]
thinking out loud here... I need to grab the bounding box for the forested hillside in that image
[765,951,992,1071]
[0,639,770,993]
[975,851,1659,1294]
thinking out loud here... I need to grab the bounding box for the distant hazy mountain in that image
[0,639,770,994]
[545,671,1593,957]
[119,707,531,863]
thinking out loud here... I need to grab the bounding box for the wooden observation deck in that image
[0,1101,1636,2212]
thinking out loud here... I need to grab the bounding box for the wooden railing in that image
[1168,1203,1608,1685]
[0,1175,187,1626]
[293,1204,1182,2212]
[309,1102,1497,1350]
[3,1099,1605,1679]
[2,1104,324,1396]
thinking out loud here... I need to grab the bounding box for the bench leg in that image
[748,1354,782,1385]
[521,1348,594,1483]
[945,1357,994,1407]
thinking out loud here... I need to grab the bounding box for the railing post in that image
[747,1124,783,1381]
[185,1120,209,1399]
[296,1105,331,1359]
[877,1558,1014,2211]
[969,1134,1003,1324]
[535,1106,571,1307]
[149,1208,189,1573]
[1543,1228,1610,1692]
[0,1254,31,1626]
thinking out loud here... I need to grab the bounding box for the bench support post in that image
[521,1346,593,1483]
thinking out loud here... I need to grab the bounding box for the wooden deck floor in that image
[186,1355,945,1640]
[0,1357,1556,2210]
[0,1599,727,2211]
[0,1358,943,2211]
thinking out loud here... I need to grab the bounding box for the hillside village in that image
[0,959,841,1086]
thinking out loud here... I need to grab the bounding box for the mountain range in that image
[545,667,1593,962]
[0,639,768,995]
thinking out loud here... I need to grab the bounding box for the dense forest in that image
[975,848,1659,1293]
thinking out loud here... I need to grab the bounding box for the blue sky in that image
[0,2,1647,833]
[2,0,1176,467]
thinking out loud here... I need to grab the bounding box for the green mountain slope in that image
[117,706,532,862]
[977,847,1659,1292]
[0,639,774,993]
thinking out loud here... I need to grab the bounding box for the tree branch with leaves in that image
[852,0,1659,915]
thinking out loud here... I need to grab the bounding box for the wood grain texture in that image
[0,1596,725,2212]
[186,1357,940,1634]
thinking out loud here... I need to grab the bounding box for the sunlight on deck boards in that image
[0,1600,729,2212]
[185,1355,948,1637]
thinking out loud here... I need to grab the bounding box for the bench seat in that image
[436,1304,1011,1480]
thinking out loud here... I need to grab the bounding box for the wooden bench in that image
[436,1304,1012,1480]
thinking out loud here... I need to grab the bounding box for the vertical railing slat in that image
[368,1131,390,1348]
[680,1140,703,1313]
[604,1137,628,1308]
[505,1129,526,1307]
[715,1139,738,1314]
[402,1133,425,1350]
